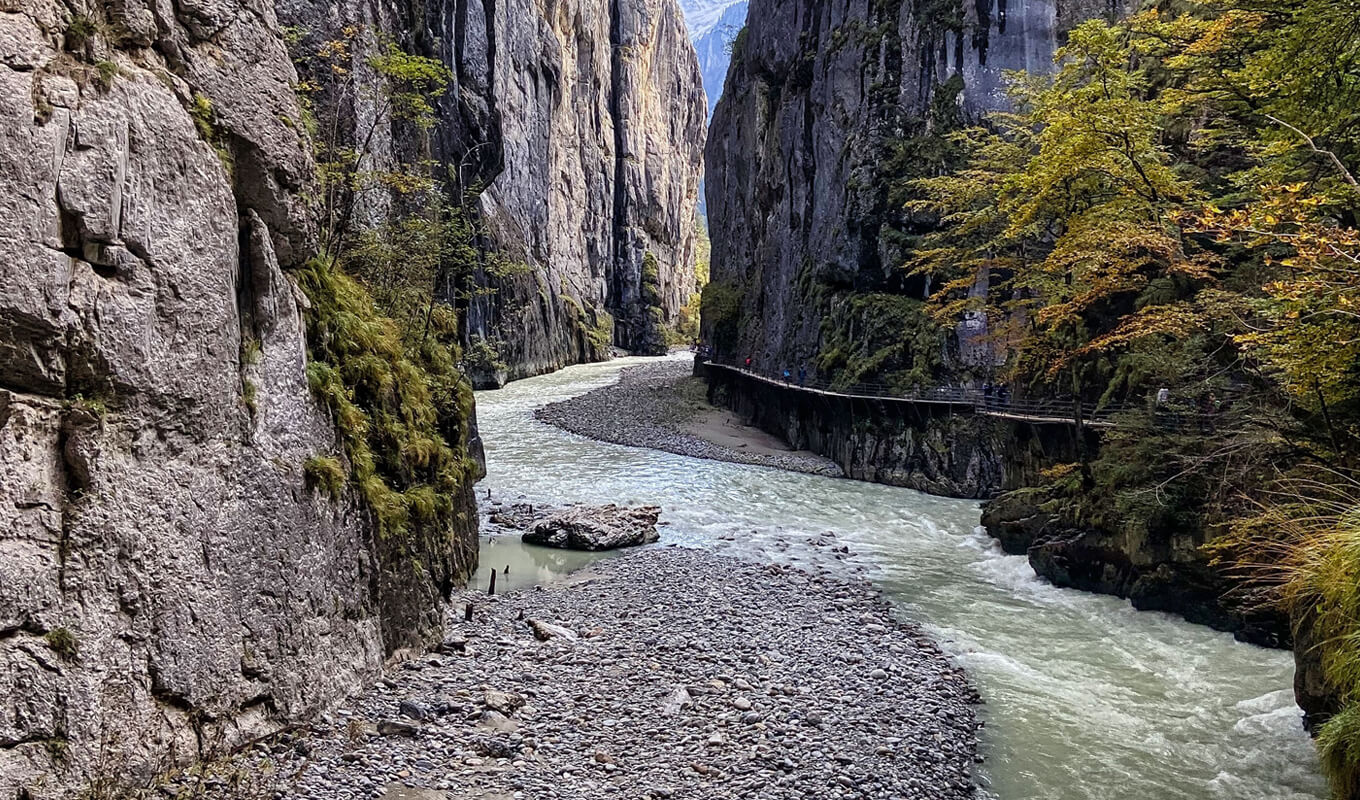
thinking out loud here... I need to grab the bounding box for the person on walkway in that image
[745,355,753,370]
[783,368,791,383]
[798,364,808,387]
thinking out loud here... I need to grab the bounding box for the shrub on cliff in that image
[700,281,743,354]
[298,257,477,546]
[815,293,945,392]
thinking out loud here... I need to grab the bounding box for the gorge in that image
[3,0,1358,795]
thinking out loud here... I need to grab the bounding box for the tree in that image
[294,28,452,263]
[911,21,1206,428]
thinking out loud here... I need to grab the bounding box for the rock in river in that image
[522,504,662,551]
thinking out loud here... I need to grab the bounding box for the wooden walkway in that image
[700,360,1120,429]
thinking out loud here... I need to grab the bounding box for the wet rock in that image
[399,700,429,721]
[522,504,662,551]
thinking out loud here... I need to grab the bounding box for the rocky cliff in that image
[0,1,486,796]
[703,0,1122,375]
[275,0,705,389]
[2,0,703,789]
[457,0,708,385]
[697,0,1283,645]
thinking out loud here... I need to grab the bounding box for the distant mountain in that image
[678,0,748,120]
[691,1,748,120]
[679,0,745,218]
[678,0,746,38]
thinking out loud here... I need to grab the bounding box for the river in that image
[473,355,1326,800]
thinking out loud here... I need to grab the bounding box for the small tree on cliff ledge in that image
[292,27,451,264]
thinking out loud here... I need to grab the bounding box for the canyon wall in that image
[703,0,1114,375]
[279,0,706,389]
[2,0,703,789]
[698,0,1286,647]
[460,0,708,384]
[0,1,481,796]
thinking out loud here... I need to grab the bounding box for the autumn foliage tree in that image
[910,1,1360,792]
[911,21,1206,422]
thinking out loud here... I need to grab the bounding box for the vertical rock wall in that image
[1,0,705,790]
[277,0,706,389]
[0,1,478,796]
[702,0,1117,373]
[464,0,708,384]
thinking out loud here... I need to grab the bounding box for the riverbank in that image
[465,359,1322,799]
[190,547,979,800]
[535,359,843,477]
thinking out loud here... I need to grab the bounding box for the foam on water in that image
[475,355,1327,800]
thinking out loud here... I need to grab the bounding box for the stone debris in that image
[190,548,979,800]
[535,360,843,477]
[522,503,662,550]
[662,686,694,716]
[527,619,579,642]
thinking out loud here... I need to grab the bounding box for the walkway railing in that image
[699,357,1127,428]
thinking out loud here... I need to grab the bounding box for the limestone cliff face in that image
[275,0,705,389]
[461,0,708,384]
[698,0,1279,645]
[0,1,477,796]
[703,0,1117,373]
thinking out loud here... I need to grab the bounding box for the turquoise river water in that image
[474,355,1326,800]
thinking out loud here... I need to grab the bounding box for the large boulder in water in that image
[523,505,662,551]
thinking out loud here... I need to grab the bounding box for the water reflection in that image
[475,533,619,595]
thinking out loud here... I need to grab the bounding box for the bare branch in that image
[1264,114,1360,187]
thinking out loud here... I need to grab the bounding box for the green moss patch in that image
[297,258,475,541]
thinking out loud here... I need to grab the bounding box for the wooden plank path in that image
[700,359,1122,429]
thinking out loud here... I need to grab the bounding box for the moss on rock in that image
[297,257,478,651]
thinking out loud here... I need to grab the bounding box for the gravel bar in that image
[535,359,843,477]
[218,548,980,800]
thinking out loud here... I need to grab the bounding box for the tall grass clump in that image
[1230,473,1360,798]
